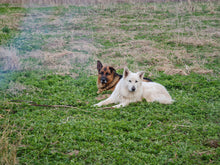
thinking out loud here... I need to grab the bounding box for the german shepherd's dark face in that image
[97,60,116,85]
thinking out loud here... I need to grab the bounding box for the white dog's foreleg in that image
[112,100,129,108]
[94,97,115,107]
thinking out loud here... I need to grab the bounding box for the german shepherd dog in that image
[97,60,152,94]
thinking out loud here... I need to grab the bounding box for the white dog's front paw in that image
[112,104,123,108]
[93,103,102,107]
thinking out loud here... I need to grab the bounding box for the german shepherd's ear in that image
[97,60,103,72]
[137,71,145,80]
[109,67,116,74]
[123,67,130,78]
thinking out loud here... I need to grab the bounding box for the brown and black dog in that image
[97,60,152,94]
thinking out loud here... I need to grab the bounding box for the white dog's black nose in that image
[131,86,136,91]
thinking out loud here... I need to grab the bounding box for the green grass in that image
[0,71,219,164]
[0,4,26,14]
[0,2,220,164]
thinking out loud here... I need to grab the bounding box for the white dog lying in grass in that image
[94,67,174,108]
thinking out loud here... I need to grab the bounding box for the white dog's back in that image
[142,82,174,104]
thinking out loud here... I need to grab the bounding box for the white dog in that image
[94,67,174,108]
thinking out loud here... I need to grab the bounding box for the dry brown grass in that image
[1,1,219,76]
[0,122,23,165]
[1,0,218,5]
[168,36,218,47]
[0,47,21,71]
[7,82,27,95]
[0,132,17,165]
[92,2,219,76]
[3,5,97,75]
[0,6,25,38]
[25,49,94,76]
[0,14,23,30]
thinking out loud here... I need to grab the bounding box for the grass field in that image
[0,1,220,164]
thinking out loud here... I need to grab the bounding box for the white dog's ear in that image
[123,67,130,78]
[137,71,145,80]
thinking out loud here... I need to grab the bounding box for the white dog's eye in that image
[135,80,138,83]
[129,80,131,83]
